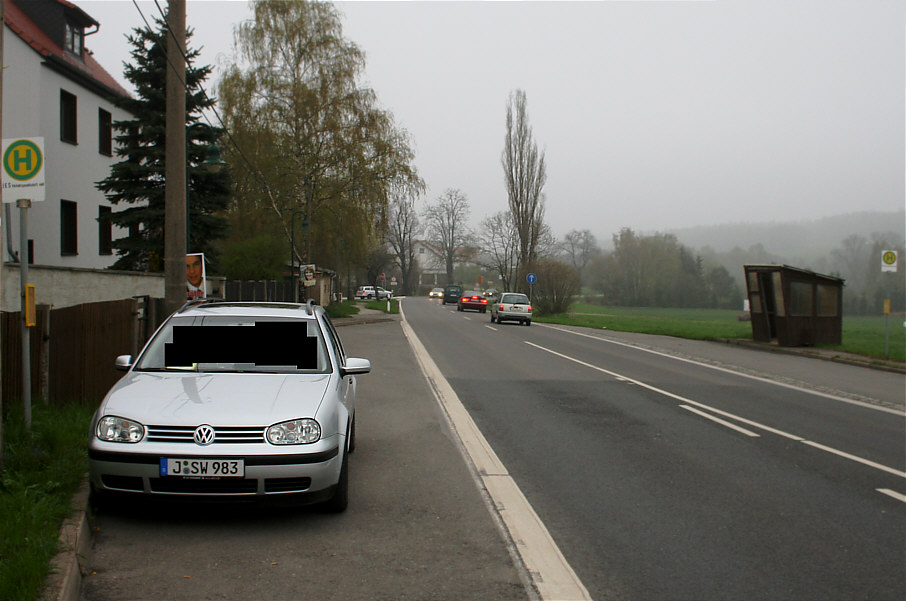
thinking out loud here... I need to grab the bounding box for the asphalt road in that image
[81,317,530,601]
[403,296,905,601]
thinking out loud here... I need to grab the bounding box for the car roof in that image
[177,301,319,319]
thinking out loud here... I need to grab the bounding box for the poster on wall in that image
[302,264,316,287]
[187,253,206,300]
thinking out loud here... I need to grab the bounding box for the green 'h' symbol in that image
[882,251,896,266]
[4,140,43,181]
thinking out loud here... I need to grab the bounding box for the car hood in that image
[99,372,331,425]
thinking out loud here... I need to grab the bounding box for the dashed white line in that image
[876,489,906,503]
[525,341,905,480]
[539,324,902,416]
[679,405,760,437]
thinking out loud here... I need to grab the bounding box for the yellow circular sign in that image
[882,251,897,266]
[3,139,43,181]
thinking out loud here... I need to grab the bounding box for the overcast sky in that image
[72,0,905,242]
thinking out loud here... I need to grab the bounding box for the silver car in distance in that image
[88,300,370,512]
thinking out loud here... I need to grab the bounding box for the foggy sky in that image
[72,0,905,241]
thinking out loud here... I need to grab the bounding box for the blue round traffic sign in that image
[526,272,537,284]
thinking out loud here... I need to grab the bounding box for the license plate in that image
[510,306,522,311]
[160,458,244,478]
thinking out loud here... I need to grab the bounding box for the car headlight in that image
[267,419,321,445]
[96,416,145,443]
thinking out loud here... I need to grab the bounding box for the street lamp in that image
[186,122,226,250]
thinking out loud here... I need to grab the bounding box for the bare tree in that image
[478,211,519,292]
[423,189,472,285]
[386,183,423,295]
[560,229,601,285]
[502,89,547,285]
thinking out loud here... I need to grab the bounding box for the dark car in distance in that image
[458,291,488,313]
[442,284,464,305]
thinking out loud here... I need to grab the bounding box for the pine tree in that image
[97,16,230,272]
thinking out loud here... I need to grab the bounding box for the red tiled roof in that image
[5,0,130,98]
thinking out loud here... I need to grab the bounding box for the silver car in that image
[88,300,370,512]
[490,293,533,326]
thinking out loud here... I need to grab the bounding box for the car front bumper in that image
[89,443,343,500]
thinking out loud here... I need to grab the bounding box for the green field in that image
[536,303,905,363]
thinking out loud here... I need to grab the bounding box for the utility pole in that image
[1,0,6,466]
[164,0,186,315]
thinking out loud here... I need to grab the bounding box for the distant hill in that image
[665,210,905,263]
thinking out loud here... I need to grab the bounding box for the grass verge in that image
[365,298,399,314]
[536,303,905,363]
[324,300,360,319]
[0,403,95,601]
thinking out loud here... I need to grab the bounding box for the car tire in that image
[322,449,349,513]
[481,308,486,313]
[490,313,495,323]
[525,319,531,326]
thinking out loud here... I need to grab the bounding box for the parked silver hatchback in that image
[490,293,533,326]
[88,300,370,512]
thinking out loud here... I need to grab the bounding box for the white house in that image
[2,0,132,269]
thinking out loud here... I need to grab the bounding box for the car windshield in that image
[134,315,330,374]
[502,294,530,304]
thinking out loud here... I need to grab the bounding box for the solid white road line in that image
[525,341,906,481]
[876,489,906,503]
[539,324,903,416]
[400,306,591,601]
[679,405,760,437]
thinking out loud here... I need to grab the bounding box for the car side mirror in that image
[341,357,371,376]
[115,355,133,372]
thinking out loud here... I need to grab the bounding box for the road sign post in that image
[3,137,45,431]
[881,250,898,358]
[526,272,537,299]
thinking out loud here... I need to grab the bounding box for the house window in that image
[98,206,112,255]
[61,200,78,256]
[98,109,112,156]
[60,90,77,144]
[64,22,83,56]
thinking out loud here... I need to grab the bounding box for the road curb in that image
[722,338,906,374]
[40,479,91,601]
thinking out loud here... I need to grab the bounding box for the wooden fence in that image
[1,297,165,410]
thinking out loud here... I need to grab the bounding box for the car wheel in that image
[525,319,531,326]
[322,448,349,513]
[481,308,486,313]
[490,313,495,323]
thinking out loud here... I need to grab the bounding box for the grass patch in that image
[324,300,360,319]
[537,304,753,341]
[818,315,905,363]
[365,298,399,314]
[0,403,95,601]
[538,303,905,363]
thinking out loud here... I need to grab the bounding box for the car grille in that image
[147,477,312,495]
[150,478,260,494]
[146,425,265,444]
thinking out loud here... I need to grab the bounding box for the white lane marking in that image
[400,304,591,601]
[679,405,760,437]
[539,324,903,416]
[876,489,906,503]
[800,441,906,478]
[486,325,498,331]
[525,341,905,480]
[463,316,472,320]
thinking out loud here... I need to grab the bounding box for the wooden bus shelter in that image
[743,265,844,347]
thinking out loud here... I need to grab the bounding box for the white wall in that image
[2,26,132,269]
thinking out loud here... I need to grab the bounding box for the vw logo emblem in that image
[193,425,216,446]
